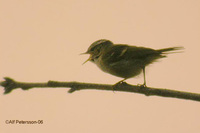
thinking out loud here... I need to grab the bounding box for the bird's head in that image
[81,39,113,64]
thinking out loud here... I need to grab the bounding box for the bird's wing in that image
[103,44,159,63]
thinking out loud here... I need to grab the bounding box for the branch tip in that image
[1,77,18,94]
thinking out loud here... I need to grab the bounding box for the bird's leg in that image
[116,78,127,84]
[141,67,147,87]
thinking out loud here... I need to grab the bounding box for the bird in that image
[81,39,183,87]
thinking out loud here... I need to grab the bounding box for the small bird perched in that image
[82,39,183,86]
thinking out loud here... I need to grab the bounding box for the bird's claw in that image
[112,81,128,92]
[137,83,147,88]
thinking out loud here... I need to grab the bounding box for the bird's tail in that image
[157,47,184,54]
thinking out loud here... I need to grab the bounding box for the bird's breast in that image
[93,56,143,79]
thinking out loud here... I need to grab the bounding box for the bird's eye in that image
[96,48,100,53]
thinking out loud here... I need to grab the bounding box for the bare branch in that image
[1,77,200,102]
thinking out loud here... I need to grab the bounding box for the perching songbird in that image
[82,39,183,86]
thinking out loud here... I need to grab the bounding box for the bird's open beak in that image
[82,55,92,65]
[80,52,92,65]
[79,52,88,55]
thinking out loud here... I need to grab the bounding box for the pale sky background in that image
[0,0,200,133]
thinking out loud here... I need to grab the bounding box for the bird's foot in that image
[137,83,147,89]
[112,81,128,92]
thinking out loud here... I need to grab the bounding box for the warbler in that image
[82,39,183,86]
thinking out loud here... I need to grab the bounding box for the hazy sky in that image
[0,0,200,133]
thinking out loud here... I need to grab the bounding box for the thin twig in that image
[1,77,200,102]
